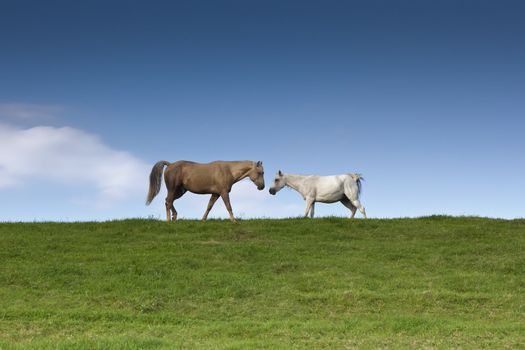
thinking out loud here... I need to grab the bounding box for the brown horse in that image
[146,160,265,222]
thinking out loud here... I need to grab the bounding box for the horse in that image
[269,170,366,218]
[146,160,265,223]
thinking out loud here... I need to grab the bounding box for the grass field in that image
[0,216,524,349]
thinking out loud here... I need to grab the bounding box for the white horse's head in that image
[269,170,285,195]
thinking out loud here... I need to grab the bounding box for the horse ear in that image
[256,161,262,167]
[278,170,283,176]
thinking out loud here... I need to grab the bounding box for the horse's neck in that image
[284,174,308,194]
[230,161,253,182]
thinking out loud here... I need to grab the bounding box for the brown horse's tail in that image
[146,160,170,205]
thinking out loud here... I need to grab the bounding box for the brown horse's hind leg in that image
[170,206,178,221]
[165,188,184,222]
[165,192,175,222]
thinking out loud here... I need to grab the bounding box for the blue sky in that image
[1,0,524,220]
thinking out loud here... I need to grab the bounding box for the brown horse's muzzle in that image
[257,185,265,191]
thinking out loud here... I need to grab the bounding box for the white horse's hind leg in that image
[344,179,366,219]
[351,199,366,218]
[310,202,315,218]
[341,198,357,218]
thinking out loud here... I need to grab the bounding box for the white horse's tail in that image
[349,173,364,197]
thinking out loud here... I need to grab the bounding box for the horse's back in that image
[311,174,348,185]
[168,160,227,177]
[167,160,222,173]
[164,161,201,181]
[167,160,196,170]
[169,160,233,170]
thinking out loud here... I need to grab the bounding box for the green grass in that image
[0,216,524,349]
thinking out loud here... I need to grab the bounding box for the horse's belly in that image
[317,198,342,203]
[188,189,211,195]
[186,186,217,195]
[315,189,345,203]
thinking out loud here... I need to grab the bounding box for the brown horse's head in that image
[248,161,265,190]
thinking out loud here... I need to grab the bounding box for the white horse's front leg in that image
[310,202,315,218]
[304,198,314,218]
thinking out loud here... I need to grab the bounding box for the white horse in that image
[269,171,367,218]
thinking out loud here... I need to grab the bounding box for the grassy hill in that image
[0,217,524,349]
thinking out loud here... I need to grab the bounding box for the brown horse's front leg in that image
[220,192,237,223]
[202,193,220,221]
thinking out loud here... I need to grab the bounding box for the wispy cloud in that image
[0,103,64,121]
[0,123,150,207]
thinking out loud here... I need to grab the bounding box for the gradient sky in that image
[1,0,524,221]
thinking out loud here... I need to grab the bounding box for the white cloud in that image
[0,103,63,120]
[0,123,150,207]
